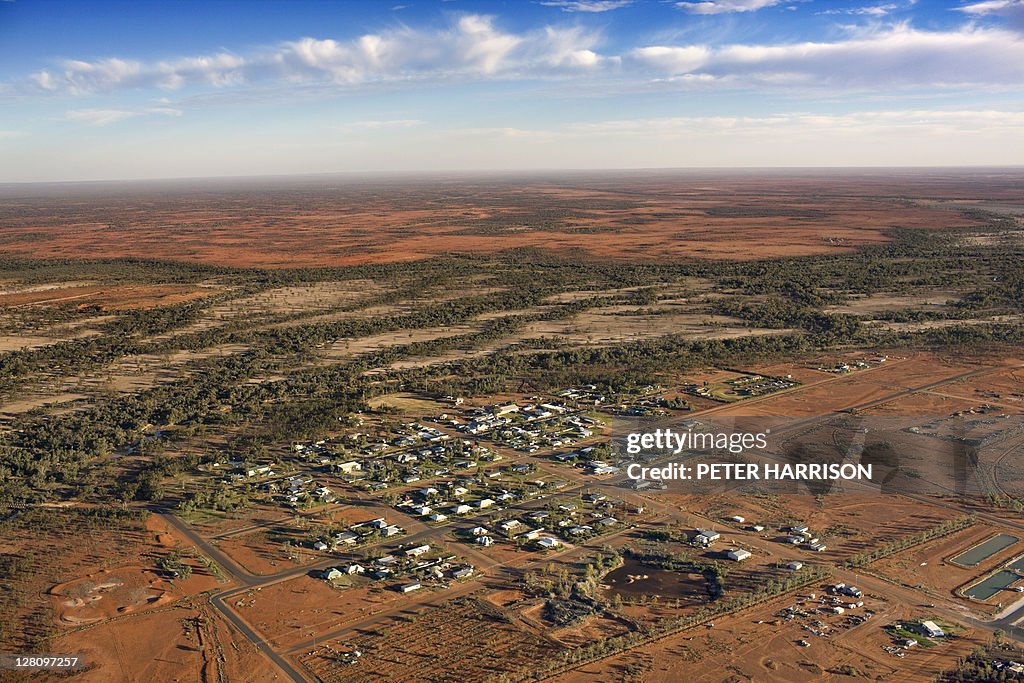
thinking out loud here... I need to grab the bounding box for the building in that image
[725,548,751,562]
[399,582,422,593]
[405,544,431,557]
[536,537,561,549]
[920,621,945,638]
[335,461,362,474]
[695,529,721,545]
[785,561,804,570]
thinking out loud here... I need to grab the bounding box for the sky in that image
[0,0,1022,181]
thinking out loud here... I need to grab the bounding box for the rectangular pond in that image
[951,534,1019,567]
[964,570,1022,601]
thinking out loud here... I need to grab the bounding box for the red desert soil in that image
[0,170,1011,268]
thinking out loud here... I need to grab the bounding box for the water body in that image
[951,534,1019,567]
[964,570,1021,601]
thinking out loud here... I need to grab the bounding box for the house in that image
[808,543,828,552]
[477,536,494,546]
[695,529,721,545]
[428,513,448,523]
[335,530,359,545]
[725,548,751,562]
[399,582,422,593]
[597,517,618,526]
[452,567,474,579]
[452,503,473,515]
[494,404,520,416]
[789,525,810,534]
[518,528,545,541]
[920,621,945,638]
[726,516,746,524]
[382,525,403,537]
[470,526,490,536]
[499,519,523,532]
[405,545,431,557]
[346,564,366,575]
[313,541,329,551]
[477,498,496,509]
[368,518,388,529]
[536,537,561,549]
[321,568,344,581]
[336,461,363,474]
[786,561,804,571]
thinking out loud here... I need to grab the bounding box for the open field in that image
[2,170,1015,267]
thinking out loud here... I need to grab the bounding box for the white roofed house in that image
[334,530,360,545]
[725,548,751,562]
[335,460,363,475]
[695,529,720,545]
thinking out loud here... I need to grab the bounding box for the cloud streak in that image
[64,106,182,126]
[23,16,606,96]
[675,0,784,15]
[10,13,1024,101]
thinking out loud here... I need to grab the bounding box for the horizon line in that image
[3,164,1024,187]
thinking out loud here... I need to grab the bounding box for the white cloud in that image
[959,0,1021,14]
[819,3,902,16]
[569,109,1024,137]
[958,0,1024,30]
[632,24,1024,88]
[65,106,182,126]
[628,45,710,72]
[539,1,633,12]
[23,15,604,95]
[675,0,784,15]
[339,119,423,129]
[12,13,1024,100]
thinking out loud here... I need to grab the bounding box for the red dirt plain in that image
[2,169,1017,268]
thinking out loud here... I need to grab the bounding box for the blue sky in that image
[0,0,1022,181]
